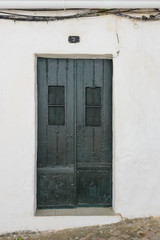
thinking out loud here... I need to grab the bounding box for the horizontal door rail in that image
[38,167,74,173]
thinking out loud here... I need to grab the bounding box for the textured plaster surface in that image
[0,11,160,233]
[113,18,160,218]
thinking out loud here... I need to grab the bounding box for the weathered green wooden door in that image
[37,58,112,208]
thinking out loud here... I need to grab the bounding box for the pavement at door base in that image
[1,217,160,240]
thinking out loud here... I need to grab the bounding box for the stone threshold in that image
[35,207,116,216]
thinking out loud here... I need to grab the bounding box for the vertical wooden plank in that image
[56,59,67,166]
[37,58,48,167]
[76,59,85,165]
[47,59,60,166]
[103,60,112,164]
[65,59,75,165]
[94,59,103,163]
[84,60,94,164]
[47,127,57,166]
[94,59,103,88]
[48,59,58,85]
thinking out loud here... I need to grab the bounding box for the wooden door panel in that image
[76,59,112,206]
[37,58,76,208]
[76,59,112,166]
[77,170,112,206]
[37,170,75,208]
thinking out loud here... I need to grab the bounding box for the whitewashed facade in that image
[0,6,160,234]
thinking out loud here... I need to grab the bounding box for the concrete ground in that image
[1,217,160,240]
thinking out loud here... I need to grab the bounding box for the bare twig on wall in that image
[0,9,160,22]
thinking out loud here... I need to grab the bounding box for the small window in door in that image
[85,87,101,126]
[48,86,65,125]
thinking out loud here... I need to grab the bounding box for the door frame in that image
[34,54,114,213]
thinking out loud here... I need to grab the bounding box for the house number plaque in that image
[68,36,80,43]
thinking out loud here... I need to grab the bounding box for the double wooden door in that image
[37,58,112,208]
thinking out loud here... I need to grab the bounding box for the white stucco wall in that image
[0,10,160,233]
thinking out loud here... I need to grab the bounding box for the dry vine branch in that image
[0,9,160,21]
